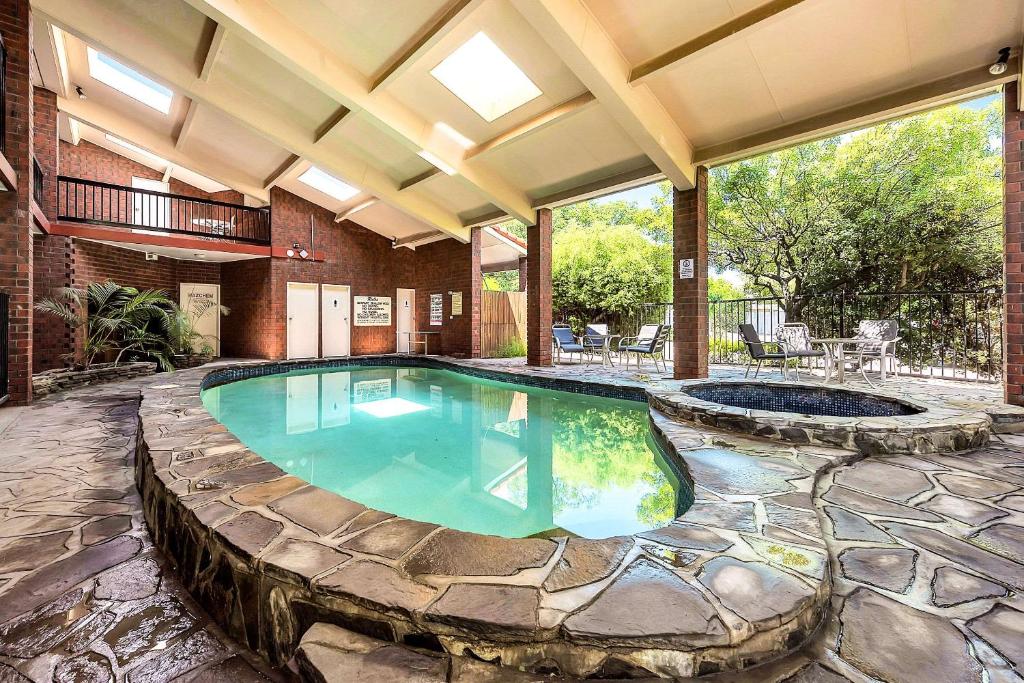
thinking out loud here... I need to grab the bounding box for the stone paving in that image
[0,382,284,682]
[1,359,1023,682]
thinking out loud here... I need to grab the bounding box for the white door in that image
[287,282,319,359]
[321,284,351,357]
[320,372,351,428]
[132,177,170,229]
[179,283,221,355]
[396,288,415,352]
[286,374,319,434]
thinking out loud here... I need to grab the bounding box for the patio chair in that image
[853,319,900,386]
[739,323,789,379]
[582,323,614,365]
[552,325,588,364]
[620,324,670,372]
[775,323,826,379]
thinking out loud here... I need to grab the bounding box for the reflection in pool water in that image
[202,366,692,538]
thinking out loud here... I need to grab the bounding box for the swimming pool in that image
[202,365,691,538]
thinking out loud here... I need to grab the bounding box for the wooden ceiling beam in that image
[199,22,227,82]
[262,153,302,191]
[37,0,471,241]
[512,0,696,190]
[182,0,536,226]
[370,0,483,92]
[466,92,596,159]
[629,0,806,84]
[694,58,1019,167]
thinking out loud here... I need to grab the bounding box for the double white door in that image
[286,282,351,359]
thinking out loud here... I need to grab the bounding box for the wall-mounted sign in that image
[430,293,443,326]
[678,258,694,279]
[451,291,463,316]
[354,296,391,326]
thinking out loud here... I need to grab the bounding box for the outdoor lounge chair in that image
[552,325,588,364]
[853,319,900,386]
[775,323,826,379]
[739,323,789,378]
[620,324,670,372]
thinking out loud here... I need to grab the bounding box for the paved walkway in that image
[1,368,1022,682]
[0,382,284,682]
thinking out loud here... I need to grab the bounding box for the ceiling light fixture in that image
[990,47,1011,75]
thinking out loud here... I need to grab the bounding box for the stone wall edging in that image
[34,361,157,398]
[136,357,846,679]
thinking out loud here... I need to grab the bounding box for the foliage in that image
[167,297,230,356]
[35,280,177,370]
[708,100,1003,319]
[492,337,526,358]
[709,275,744,302]
[551,225,671,330]
[483,271,519,292]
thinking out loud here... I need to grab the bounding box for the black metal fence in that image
[57,176,271,245]
[709,290,1003,381]
[32,155,43,208]
[0,291,8,403]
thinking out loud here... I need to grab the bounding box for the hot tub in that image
[683,383,922,418]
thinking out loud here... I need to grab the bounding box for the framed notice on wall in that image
[451,291,462,315]
[430,293,443,326]
[353,296,392,326]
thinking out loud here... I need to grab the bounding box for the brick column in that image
[526,208,552,366]
[1005,83,1024,404]
[468,226,482,358]
[672,167,709,379]
[32,87,73,372]
[518,256,527,291]
[0,0,33,403]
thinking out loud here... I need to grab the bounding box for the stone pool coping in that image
[650,378,992,456]
[136,356,863,679]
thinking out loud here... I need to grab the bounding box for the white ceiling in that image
[33,0,1024,247]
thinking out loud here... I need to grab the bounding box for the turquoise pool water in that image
[202,366,691,538]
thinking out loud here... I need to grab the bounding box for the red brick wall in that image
[226,188,481,360]
[1005,84,1024,404]
[526,208,552,366]
[407,232,481,358]
[672,168,709,379]
[0,0,33,403]
[31,87,72,372]
[73,240,220,303]
[221,258,274,359]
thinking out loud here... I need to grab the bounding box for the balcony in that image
[56,176,271,245]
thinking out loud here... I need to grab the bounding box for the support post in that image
[0,0,34,403]
[526,208,552,366]
[672,166,709,379]
[1005,82,1024,404]
[518,256,527,292]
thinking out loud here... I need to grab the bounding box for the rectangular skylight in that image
[87,48,173,114]
[430,32,542,122]
[354,397,429,419]
[105,134,167,164]
[297,166,359,202]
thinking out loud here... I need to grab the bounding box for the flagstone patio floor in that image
[0,361,1021,682]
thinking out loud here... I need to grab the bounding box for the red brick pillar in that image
[672,167,709,380]
[468,226,482,358]
[0,0,34,403]
[1005,83,1024,404]
[526,208,552,366]
[32,87,73,372]
[518,256,527,291]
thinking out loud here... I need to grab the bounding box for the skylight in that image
[87,48,173,114]
[297,166,360,202]
[430,32,542,122]
[105,134,167,164]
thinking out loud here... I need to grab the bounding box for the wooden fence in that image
[481,290,526,357]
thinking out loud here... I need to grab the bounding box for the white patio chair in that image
[853,319,900,386]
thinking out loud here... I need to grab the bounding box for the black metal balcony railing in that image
[32,155,43,208]
[56,176,271,245]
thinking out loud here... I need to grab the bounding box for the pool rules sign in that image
[678,258,694,279]
[354,296,391,326]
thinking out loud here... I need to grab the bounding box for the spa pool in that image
[202,366,691,538]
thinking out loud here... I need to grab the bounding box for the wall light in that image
[990,47,1011,75]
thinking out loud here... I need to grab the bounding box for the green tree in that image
[708,100,1002,319]
[551,224,671,329]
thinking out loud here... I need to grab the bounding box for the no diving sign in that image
[678,258,694,279]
